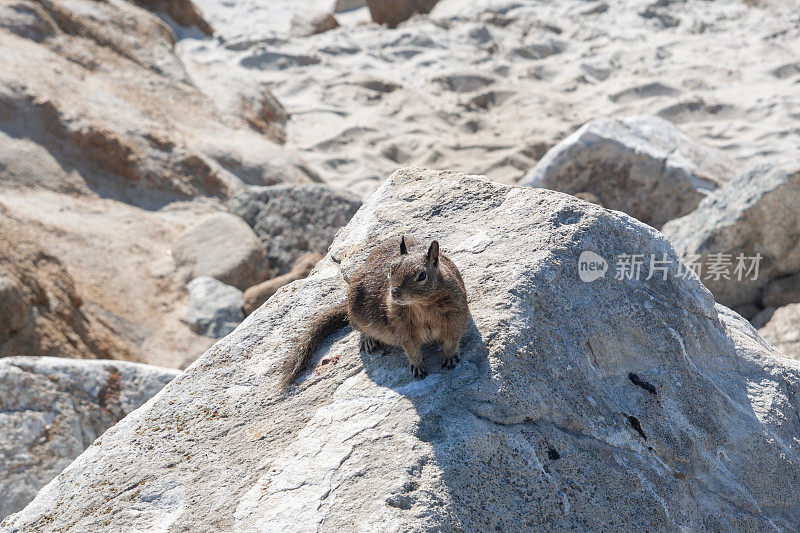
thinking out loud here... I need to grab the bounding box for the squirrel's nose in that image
[391,287,401,299]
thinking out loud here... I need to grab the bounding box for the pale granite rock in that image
[173,213,270,290]
[759,303,800,360]
[184,277,244,338]
[663,164,800,308]
[4,169,800,532]
[0,357,179,520]
[521,116,733,228]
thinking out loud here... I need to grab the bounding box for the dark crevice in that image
[628,372,657,394]
[627,415,647,441]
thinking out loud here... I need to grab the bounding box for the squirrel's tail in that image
[280,302,348,390]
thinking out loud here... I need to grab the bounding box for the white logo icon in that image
[578,251,608,282]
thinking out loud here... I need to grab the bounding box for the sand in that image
[179,0,800,199]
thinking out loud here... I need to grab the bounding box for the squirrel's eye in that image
[416,271,427,282]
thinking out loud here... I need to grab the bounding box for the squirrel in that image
[280,235,469,389]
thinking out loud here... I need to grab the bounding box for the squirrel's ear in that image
[399,235,408,255]
[426,240,439,267]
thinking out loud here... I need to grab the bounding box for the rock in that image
[242,252,323,315]
[291,13,340,37]
[520,116,734,228]
[239,83,290,143]
[6,168,800,532]
[0,356,179,519]
[172,213,270,291]
[229,184,361,275]
[0,1,58,42]
[366,0,440,28]
[663,164,800,309]
[184,277,244,339]
[0,216,135,361]
[762,273,800,308]
[733,303,760,321]
[0,0,313,367]
[134,0,214,36]
[759,303,800,360]
[573,191,602,205]
[751,307,776,330]
[335,0,366,12]
[0,0,310,203]
[0,275,28,343]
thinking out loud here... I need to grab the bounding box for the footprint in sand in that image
[770,62,800,80]
[464,90,516,111]
[433,74,495,93]
[609,82,681,103]
[657,97,740,123]
[240,50,321,70]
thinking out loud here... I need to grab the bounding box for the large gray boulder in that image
[230,184,361,275]
[4,168,800,532]
[173,213,270,291]
[663,164,800,309]
[184,277,244,339]
[520,116,733,228]
[0,357,179,520]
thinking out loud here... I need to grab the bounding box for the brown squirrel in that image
[280,235,469,389]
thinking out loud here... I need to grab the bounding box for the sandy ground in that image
[179,0,800,199]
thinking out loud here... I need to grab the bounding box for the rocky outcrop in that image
[0,0,307,204]
[663,163,800,309]
[759,303,800,360]
[520,116,733,228]
[5,168,800,532]
[0,216,135,361]
[184,277,244,339]
[173,213,270,290]
[230,184,361,275]
[243,252,323,315]
[0,356,179,519]
[0,0,313,367]
[367,0,440,28]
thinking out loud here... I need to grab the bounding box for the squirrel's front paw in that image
[442,355,460,370]
[410,364,427,380]
[360,336,381,354]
